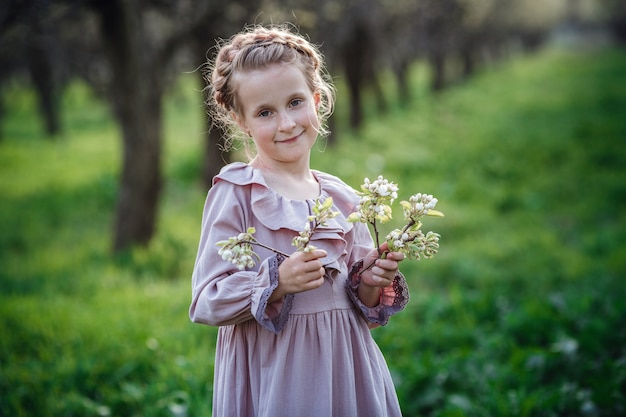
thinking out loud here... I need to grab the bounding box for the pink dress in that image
[190,163,409,417]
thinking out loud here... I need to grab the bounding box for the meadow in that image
[1,43,625,416]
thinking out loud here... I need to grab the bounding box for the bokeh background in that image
[1,0,625,416]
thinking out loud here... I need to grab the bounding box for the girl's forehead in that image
[235,64,311,96]
[236,63,303,81]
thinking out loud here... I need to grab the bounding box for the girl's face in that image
[233,64,320,169]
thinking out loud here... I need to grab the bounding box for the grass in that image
[1,44,625,416]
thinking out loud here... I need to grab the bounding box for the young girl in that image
[190,24,409,417]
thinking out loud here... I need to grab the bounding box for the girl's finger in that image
[385,251,405,261]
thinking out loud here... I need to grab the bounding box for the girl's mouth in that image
[277,133,301,143]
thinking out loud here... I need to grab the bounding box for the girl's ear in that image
[314,91,321,111]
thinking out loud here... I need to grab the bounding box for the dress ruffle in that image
[215,162,357,276]
[215,163,355,230]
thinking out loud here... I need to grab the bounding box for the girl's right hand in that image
[275,249,327,297]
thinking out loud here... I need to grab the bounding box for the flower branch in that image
[292,196,339,252]
[347,177,444,271]
[216,197,339,270]
[346,176,398,253]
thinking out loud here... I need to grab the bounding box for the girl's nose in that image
[278,112,296,132]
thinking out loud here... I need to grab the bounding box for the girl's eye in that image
[258,110,272,118]
[290,99,303,107]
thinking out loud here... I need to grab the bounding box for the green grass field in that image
[1,44,625,416]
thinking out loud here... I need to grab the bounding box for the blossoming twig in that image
[347,177,444,271]
[292,196,339,252]
[216,197,339,270]
[217,227,286,270]
[347,176,399,253]
[386,192,444,260]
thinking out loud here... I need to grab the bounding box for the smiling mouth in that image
[276,133,302,143]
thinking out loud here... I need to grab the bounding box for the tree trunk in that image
[202,122,229,188]
[190,39,231,188]
[429,50,446,92]
[188,0,261,188]
[343,33,364,130]
[394,59,411,107]
[113,88,163,251]
[27,16,61,137]
[93,0,163,252]
[461,45,475,79]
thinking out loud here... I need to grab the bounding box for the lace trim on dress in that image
[254,254,294,333]
[345,259,410,326]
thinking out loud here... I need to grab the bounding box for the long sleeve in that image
[345,221,410,326]
[189,180,293,332]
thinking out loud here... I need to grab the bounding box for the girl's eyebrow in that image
[289,91,307,99]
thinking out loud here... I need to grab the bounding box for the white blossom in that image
[347,175,398,225]
[348,175,444,262]
[292,197,338,252]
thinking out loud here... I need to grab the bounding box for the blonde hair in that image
[204,24,335,152]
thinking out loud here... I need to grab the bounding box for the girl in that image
[190,24,409,417]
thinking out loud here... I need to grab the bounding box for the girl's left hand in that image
[359,242,404,288]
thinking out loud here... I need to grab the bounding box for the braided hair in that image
[204,25,335,151]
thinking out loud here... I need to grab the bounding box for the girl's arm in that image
[189,183,293,333]
[346,222,410,326]
[357,244,405,307]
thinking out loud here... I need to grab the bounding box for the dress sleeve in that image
[346,259,409,327]
[189,182,294,333]
[251,254,295,333]
[344,222,410,326]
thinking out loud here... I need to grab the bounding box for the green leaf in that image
[426,209,445,217]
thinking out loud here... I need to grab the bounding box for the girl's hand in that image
[360,243,404,288]
[358,243,404,307]
[273,249,327,299]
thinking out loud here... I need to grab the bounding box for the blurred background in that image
[1,0,625,416]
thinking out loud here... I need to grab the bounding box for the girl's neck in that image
[250,157,319,201]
